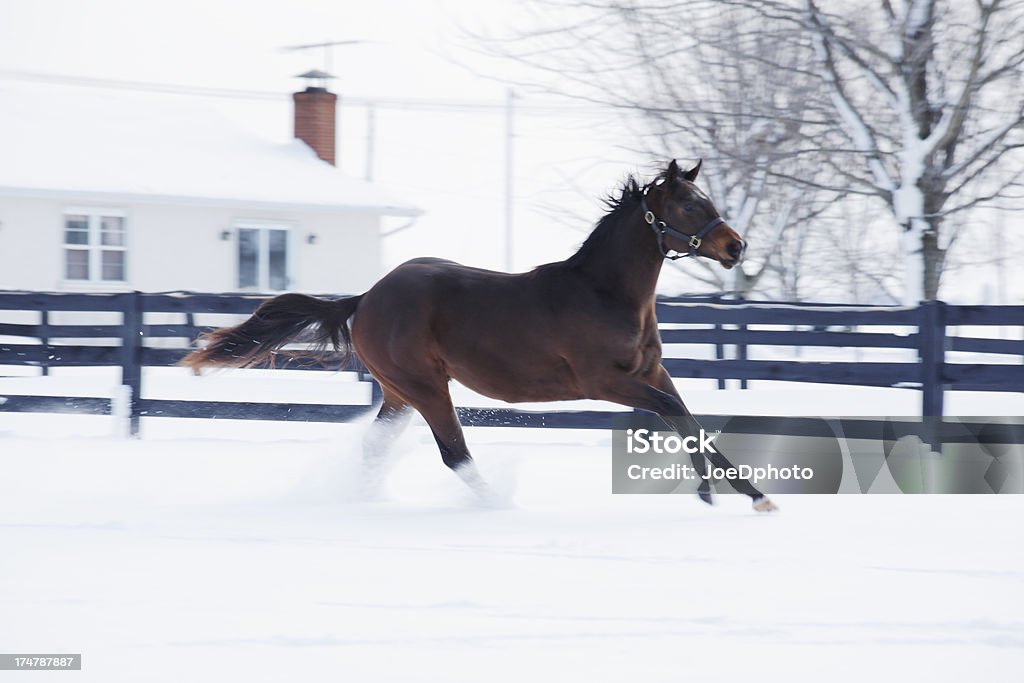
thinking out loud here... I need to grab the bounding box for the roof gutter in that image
[0,185,423,217]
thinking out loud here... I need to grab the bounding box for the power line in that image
[0,69,281,101]
[0,68,614,116]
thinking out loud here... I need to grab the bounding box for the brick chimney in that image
[293,86,337,165]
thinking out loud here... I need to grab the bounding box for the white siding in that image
[0,197,64,290]
[0,196,381,295]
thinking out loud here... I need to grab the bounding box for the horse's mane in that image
[563,175,650,268]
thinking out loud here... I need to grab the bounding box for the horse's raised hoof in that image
[697,489,714,506]
[752,496,778,513]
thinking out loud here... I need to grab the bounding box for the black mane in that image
[564,175,648,268]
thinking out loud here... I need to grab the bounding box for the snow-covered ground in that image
[1,371,1023,681]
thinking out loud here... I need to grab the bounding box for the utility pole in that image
[504,88,517,272]
[365,103,376,182]
[995,209,1006,305]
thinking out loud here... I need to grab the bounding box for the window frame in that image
[234,222,293,292]
[62,207,128,284]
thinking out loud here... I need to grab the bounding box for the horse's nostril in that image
[727,240,744,259]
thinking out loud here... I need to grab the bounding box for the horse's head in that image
[644,159,746,269]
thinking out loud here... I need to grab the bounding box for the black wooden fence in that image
[1,290,1022,436]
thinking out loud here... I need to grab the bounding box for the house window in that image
[237,225,289,291]
[63,210,127,282]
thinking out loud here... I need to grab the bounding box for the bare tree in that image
[475,2,841,299]
[638,10,838,298]
[478,0,1024,302]
[775,0,1024,302]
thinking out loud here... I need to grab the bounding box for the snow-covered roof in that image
[0,81,420,215]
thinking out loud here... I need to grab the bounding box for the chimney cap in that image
[296,69,335,91]
[296,69,335,80]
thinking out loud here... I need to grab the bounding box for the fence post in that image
[119,291,144,437]
[714,323,725,390]
[737,322,748,390]
[359,369,384,406]
[369,376,383,405]
[919,300,947,418]
[39,309,50,376]
[919,300,947,452]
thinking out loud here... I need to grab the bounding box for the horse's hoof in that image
[698,489,714,506]
[752,496,778,513]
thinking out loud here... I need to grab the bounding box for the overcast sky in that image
[0,0,677,285]
[0,0,506,96]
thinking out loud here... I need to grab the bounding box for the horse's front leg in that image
[596,368,777,512]
[649,367,776,510]
[594,374,714,503]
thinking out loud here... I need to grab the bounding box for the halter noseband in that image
[640,196,725,261]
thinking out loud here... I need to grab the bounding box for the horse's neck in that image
[578,207,664,305]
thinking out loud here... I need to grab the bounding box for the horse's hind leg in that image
[414,395,503,505]
[361,389,413,498]
[358,354,501,504]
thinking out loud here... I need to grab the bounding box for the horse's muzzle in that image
[722,238,746,268]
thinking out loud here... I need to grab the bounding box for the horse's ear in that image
[683,159,702,182]
[666,159,680,182]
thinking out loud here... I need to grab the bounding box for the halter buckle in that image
[689,235,702,250]
[644,211,656,225]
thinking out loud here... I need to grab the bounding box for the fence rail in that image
[1,290,1022,436]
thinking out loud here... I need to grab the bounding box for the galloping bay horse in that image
[183,160,777,512]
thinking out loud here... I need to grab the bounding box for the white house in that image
[0,80,419,295]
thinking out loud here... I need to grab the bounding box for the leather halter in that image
[639,196,725,261]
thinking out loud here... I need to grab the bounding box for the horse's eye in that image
[683,202,697,212]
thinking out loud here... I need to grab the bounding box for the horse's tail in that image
[180,293,363,372]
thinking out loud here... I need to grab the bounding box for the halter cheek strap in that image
[639,197,725,260]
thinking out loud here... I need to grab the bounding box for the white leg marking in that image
[454,461,510,508]
[359,414,409,499]
[753,496,779,513]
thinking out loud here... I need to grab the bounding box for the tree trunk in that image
[921,220,945,300]
[900,217,927,305]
